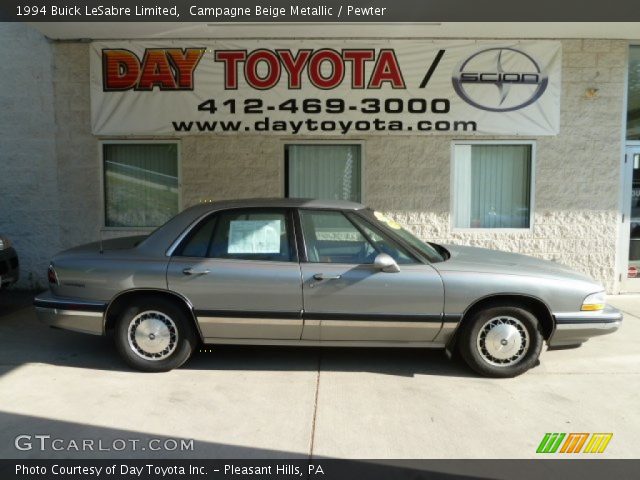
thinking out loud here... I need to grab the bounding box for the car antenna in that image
[99,230,104,254]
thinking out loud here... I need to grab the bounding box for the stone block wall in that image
[0,23,59,289]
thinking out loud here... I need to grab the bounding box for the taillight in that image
[48,264,58,285]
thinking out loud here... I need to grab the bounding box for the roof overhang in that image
[29,22,640,41]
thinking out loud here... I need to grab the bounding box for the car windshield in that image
[363,210,446,263]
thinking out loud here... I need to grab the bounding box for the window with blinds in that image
[453,143,533,229]
[285,144,362,202]
[103,143,179,227]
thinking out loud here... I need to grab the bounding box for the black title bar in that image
[2,0,640,22]
[3,459,640,480]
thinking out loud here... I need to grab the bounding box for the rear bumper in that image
[549,305,622,347]
[0,247,19,287]
[34,291,106,335]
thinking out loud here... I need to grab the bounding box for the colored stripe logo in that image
[537,433,612,454]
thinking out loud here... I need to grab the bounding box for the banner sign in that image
[90,40,561,136]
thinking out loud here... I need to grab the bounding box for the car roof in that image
[189,197,366,211]
[137,198,366,255]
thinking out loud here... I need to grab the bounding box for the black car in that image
[0,235,19,288]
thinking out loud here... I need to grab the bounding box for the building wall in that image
[7,34,629,292]
[52,42,101,252]
[0,23,59,289]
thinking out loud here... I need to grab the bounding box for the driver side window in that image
[299,210,377,264]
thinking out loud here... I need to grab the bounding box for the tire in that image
[458,306,543,378]
[114,296,197,372]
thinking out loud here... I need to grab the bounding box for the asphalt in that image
[0,290,638,459]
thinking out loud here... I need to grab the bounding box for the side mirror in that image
[373,253,400,273]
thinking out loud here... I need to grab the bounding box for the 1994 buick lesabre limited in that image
[34,199,622,377]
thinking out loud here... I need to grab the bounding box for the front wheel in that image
[114,297,197,372]
[458,306,543,378]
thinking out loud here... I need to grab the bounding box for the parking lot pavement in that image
[0,291,638,459]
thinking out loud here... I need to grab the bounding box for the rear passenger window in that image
[209,209,295,262]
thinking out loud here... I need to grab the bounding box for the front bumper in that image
[0,247,19,287]
[548,305,622,347]
[34,291,107,335]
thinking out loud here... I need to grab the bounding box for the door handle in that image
[183,267,210,276]
[313,273,341,281]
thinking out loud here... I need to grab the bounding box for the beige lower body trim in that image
[202,338,446,348]
[198,316,303,340]
[301,318,443,342]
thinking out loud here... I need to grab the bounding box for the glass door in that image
[622,46,640,290]
[624,145,640,291]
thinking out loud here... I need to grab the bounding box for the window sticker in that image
[228,220,282,254]
[373,211,402,230]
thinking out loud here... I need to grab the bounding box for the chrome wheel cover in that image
[476,316,529,367]
[127,311,178,361]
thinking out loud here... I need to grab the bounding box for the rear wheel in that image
[114,297,197,372]
[458,306,543,378]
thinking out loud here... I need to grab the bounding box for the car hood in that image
[433,244,599,285]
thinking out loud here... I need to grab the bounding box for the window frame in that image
[627,44,640,141]
[346,211,420,265]
[297,208,376,265]
[172,207,299,264]
[99,139,182,231]
[296,208,420,265]
[283,140,366,203]
[354,209,441,265]
[450,140,536,233]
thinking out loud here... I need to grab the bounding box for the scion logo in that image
[452,47,548,112]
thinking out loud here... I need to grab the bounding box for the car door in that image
[298,209,445,342]
[167,207,304,340]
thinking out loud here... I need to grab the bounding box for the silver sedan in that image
[34,198,622,377]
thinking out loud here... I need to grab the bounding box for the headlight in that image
[581,291,606,311]
[0,236,11,251]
